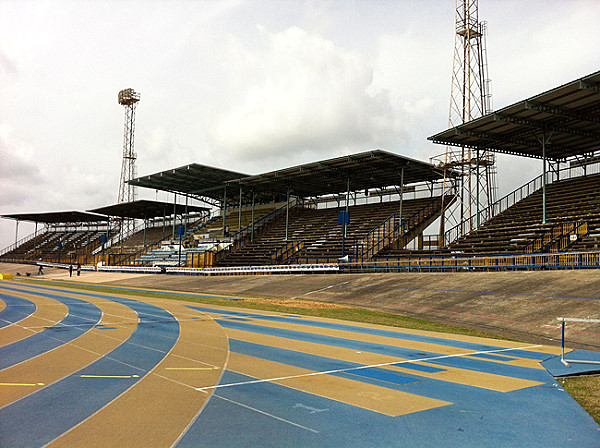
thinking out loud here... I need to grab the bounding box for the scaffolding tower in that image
[434,0,497,240]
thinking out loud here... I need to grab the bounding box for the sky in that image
[1,0,600,250]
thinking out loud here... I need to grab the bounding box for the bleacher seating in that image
[188,203,281,242]
[446,174,600,254]
[216,197,443,266]
[0,228,112,262]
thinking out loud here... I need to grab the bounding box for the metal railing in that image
[214,200,299,264]
[340,250,600,273]
[523,221,589,254]
[354,196,445,260]
[443,168,600,247]
[443,173,548,245]
[271,241,304,264]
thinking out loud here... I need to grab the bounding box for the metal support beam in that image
[222,186,227,238]
[172,193,177,240]
[285,187,290,241]
[251,190,255,242]
[345,178,350,238]
[238,185,243,233]
[399,167,405,229]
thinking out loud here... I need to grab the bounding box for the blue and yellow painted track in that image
[0,280,598,447]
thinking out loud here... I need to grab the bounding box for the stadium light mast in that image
[118,88,140,204]
[434,0,496,239]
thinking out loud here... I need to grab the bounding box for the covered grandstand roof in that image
[89,200,209,220]
[130,150,444,200]
[128,163,248,197]
[229,150,445,197]
[428,70,600,161]
[0,211,107,224]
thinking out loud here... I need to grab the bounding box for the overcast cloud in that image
[1,0,600,249]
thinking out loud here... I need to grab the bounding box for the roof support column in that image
[342,178,350,257]
[345,178,350,237]
[14,220,19,246]
[542,137,547,224]
[162,206,166,240]
[172,193,177,240]
[222,186,227,238]
[538,131,554,225]
[476,149,480,228]
[251,190,255,242]
[34,221,38,256]
[285,187,290,241]
[143,218,147,248]
[399,167,405,230]
[185,195,189,230]
[238,185,243,233]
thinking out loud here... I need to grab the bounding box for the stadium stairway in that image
[214,197,442,266]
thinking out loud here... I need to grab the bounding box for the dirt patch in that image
[0,262,59,277]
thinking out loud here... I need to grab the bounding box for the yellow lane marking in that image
[223,328,544,392]
[199,303,539,349]
[223,352,451,417]
[0,382,45,386]
[206,311,546,370]
[80,375,140,379]
[0,292,139,408]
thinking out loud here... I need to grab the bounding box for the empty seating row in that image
[216,197,442,266]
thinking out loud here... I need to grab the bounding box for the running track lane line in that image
[0,293,36,328]
[195,344,542,391]
[0,285,102,371]
[0,293,179,448]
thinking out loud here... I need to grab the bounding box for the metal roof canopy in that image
[128,163,249,198]
[229,150,444,197]
[428,70,600,161]
[89,200,209,220]
[1,211,108,224]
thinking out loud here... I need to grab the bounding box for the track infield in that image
[0,280,598,447]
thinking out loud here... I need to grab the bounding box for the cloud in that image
[210,25,406,167]
[0,124,44,206]
[0,49,16,78]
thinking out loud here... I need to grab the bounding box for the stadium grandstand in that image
[2,70,600,274]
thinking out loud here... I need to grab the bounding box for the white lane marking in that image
[195,344,543,391]
[213,394,319,434]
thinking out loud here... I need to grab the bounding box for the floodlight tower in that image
[117,88,140,204]
[435,0,496,237]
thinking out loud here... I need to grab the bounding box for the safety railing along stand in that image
[523,221,589,254]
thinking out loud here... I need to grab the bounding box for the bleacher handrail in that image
[271,240,304,264]
[523,221,589,254]
[443,167,600,246]
[444,171,549,245]
[354,195,445,260]
[0,226,47,257]
[550,221,589,252]
[214,200,299,263]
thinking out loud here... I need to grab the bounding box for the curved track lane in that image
[0,281,598,448]
[0,282,228,448]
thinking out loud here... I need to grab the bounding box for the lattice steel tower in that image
[436,0,496,237]
[118,88,140,204]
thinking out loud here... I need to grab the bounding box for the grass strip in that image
[558,375,600,424]
[19,279,503,339]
